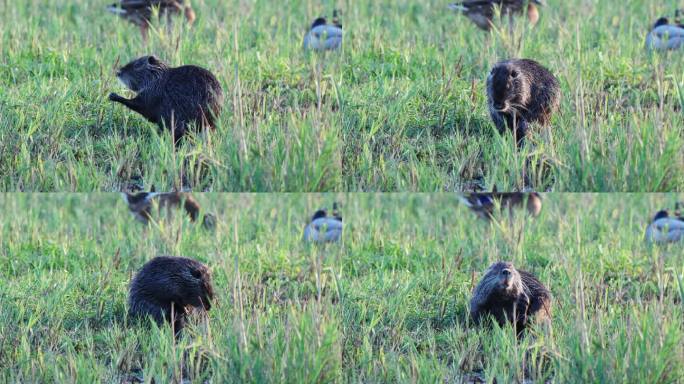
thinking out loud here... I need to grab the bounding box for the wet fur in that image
[470,261,551,335]
[109,55,224,145]
[487,59,560,146]
[128,256,214,335]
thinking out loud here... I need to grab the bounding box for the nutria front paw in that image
[108,92,121,101]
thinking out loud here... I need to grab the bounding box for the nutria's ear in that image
[148,55,160,65]
[191,269,202,279]
[150,184,156,193]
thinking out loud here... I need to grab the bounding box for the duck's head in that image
[653,17,670,28]
[311,209,327,221]
[653,210,670,221]
[311,17,327,29]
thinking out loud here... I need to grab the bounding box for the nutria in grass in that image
[128,256,214,334]
[122,191,216,229]
[459,192,542,220]
[448,0,544,31]
[487,59,560,147]
[107,0,196,41]
[109,55,223,145]
[470,261,551,335]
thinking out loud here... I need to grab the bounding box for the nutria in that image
[109,55,224,145]
[470,261,551,335]
[448,0,544,31]
[128,256,214,334]
[487,59,560,147]
[107,0,196,41]
[459,192,542,220]
[122,191,216,229]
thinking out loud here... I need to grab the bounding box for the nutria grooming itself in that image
[470,261,551,335]
[107,0,196,41]
[109,55,224,145]
[122,191,216,229]
[129,256,214,334]
[487,59,560,147]
[459,191,542,220]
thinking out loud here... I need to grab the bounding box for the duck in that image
[303,10,343,51]
[122,190,215,229]
[448,0,544,31]
[645,17,684,51]
[645,209,684,244]
[303,203,343,243]
[107,0,196,40]
[459,191,542,220]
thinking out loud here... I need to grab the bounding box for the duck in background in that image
[448,0,544,31]
[303,10,343,51]
[459,191,542,220]
[107,0,196,41]
[645,14,684,51]
[645,208,684,244]
[303,203,343,243]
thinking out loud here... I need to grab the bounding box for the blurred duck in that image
[303,203,343,243]
[107,0,196,40]
[645,17,684,51]
[645,210,684,244]
[448,0,544,31]
[122,190,215,229]
[303,10,343,51]
[459,192,542,220]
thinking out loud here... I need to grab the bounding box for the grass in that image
[1,193,683,382]
[341,0,684,191]
[0,0,342,191]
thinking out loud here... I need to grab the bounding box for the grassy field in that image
[341,0,684,191]
[1,193,683,383]
[0,0,342,191]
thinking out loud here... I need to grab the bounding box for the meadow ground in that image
[341,0,684,192]
[0,0,342,191]
[1,193,683,383]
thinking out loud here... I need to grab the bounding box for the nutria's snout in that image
[492,102,507,112]
[499,268,513,288]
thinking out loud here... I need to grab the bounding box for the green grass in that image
[1,193,683,382]
[0,0,342,191]
[341,0,684,191]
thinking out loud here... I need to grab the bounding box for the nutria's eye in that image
[510,70,519,79]
[191,269,202,279]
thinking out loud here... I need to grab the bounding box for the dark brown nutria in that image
[128,256,214,334]
[487,59,560,147]
[470,261,551,335]
[107,0,196,41]
[109,55,224,146]
[459,192,542,220]
[122,191,216,229]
